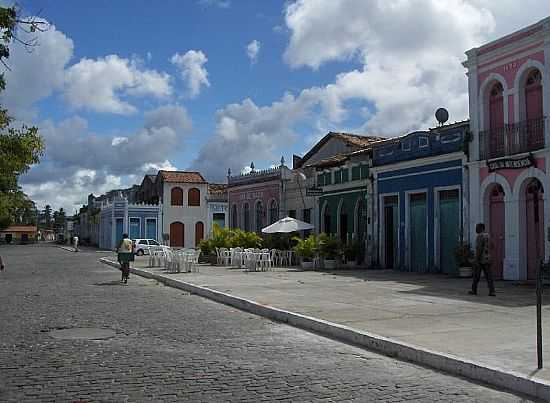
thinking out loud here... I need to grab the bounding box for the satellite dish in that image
[435,108,449,125]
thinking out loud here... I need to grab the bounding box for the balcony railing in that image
[479,117,545,160]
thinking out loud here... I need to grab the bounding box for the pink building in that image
[227,162,292,233]
[464,18,550,280]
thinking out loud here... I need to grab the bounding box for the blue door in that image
[146,219,157,240]
[129,218,140,240]
[115,218,124,246]
[439,190,460,275]
[410,193,427,272]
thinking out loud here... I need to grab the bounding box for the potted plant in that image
[319,233,342,269]
[199,239,217,265]
[343,240,361,268]
[454,243,474,277]
[293,234,318,270]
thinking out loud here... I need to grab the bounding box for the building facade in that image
[372,122,468,274]
[98,195,161,250]
[228,163,291,233]
[206,183,228,234]
[156,171,209,248]
[464,17,550,280]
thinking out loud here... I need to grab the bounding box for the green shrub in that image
[318,233,343,259]
[293,234,318,262]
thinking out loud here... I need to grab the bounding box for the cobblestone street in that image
[0,245,532,402]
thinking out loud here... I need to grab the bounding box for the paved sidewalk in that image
[123,255,550,384]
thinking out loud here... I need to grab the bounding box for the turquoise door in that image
[439,190,460,275]
[129,218,140,240]
[146,219,157,240]
[115,218,124,246]
[410,194,427,272]
[384,196,399,269]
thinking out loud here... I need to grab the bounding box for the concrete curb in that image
[99,257,550,400]
[57,246,77,253]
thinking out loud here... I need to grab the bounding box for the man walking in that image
[469,223,496,296]
[73,235,79,252]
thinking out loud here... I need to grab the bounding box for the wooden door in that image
[526,70,543,121]
[195,221,204,247]
[489,83,505,157]
[410,193,427,272]
[384,196,398,269]
[489,186,505,279]
[439,190,460,275]
[170,222,184,247]
[526,181,544,280]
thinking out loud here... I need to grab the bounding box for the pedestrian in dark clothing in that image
[469,223,496,296]
[116,233,133,284]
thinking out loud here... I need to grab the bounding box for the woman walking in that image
[116,233,133,284]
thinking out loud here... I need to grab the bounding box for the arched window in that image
[269,199,278,224]
[188,188,200,206]
[243,203,250,232]
[339,200,348,242]
[231,204,238,228]
[255,201,264,233]
[171,187,183,206]
[195,221,204,246]
[525,69,543,121]
[489,82,504,130]
[322,202,331,234]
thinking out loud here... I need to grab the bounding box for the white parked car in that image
[133,239,163,256]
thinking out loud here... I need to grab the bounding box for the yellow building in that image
[0,225,38,244]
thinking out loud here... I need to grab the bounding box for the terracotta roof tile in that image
[1,225,37,233]
[160,170,206,184]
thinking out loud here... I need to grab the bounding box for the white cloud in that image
[282,0,550,135]
[246,40,261,63]
[0,19,74,119]
[21,104,192,211]
[171,50,210,98]
[191,89,321,181]
[64,55,172,115]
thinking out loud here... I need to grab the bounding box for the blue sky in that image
[5,0,550,212]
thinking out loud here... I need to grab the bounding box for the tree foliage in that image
[0,5,45,230]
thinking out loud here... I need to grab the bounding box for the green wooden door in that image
[384,196,399,269]
[410,193,427,272]
[439,190,460,275]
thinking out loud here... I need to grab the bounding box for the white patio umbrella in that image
[261,216,314,234]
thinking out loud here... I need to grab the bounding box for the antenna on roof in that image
[435,108,449,126]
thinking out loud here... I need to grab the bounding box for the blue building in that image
[371,121,468,274]
[99,195,161,250]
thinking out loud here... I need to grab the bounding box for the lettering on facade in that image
[487,155,535,172]
[238,191,264,201]
[306,187,323,196]
[209,203,227,213]
[503,61,520,73]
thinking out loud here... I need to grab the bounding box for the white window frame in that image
[419,136,429,149]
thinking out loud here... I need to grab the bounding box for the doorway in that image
[384,195,399,269]
[439,189,460,275]
[488,185,505,279]
[409,193,427,272]
[526,179,544,280]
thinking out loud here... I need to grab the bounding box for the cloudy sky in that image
[5,0,550,213]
